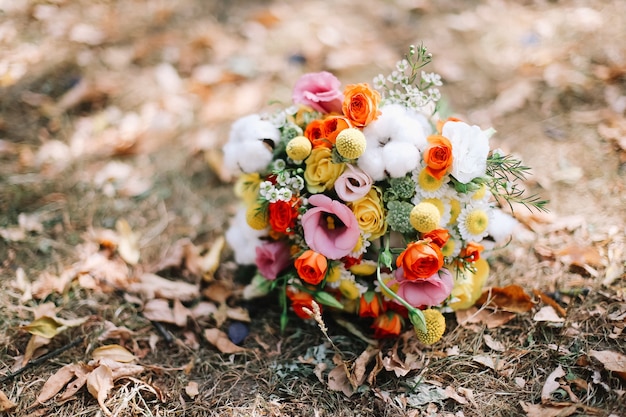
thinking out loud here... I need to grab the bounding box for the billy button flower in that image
[414,309,446,345]
[335,128,367,160]
[286,136,312,161]
[409,202,441,233]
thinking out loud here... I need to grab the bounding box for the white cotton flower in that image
[358,104,428,180]
[487,208,519,245]
[225,206,267,265]
[442,121,491,184]
[223,114,280,174]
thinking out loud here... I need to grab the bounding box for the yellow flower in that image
[409,202,440,233]
[286,136,312,161]
[349,259,377,276]
[448,198,461,225]
[348,186,387,240]
[326,265,342,283]
[417,168,445,192]
[235,173,262,205]
[448,258,489,311]
[245,202,268,230]
[414,309,445,345]
[335,128,366,159]
[304,147,345,193]
[339,279,360,300]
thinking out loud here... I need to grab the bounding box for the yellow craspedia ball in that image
[410,202,441,233]
[335,128,366,159]
[245,203,268,230]
[415,309,446,345]
[286,136,312,161]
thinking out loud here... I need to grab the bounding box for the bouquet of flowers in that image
[224,45,546,345]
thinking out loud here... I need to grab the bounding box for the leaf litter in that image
[1,0,625,416]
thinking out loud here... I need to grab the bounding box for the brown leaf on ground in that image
[36,363,91,404]
[532,289,567,317]
[92,345,137,363]
[203,328,246,354]
[352,346,380,386]
[115,219,140,265]
[86,364,114,416]
[555,243,602,267]
[589,350,626,380]
[455,307,517,329]
[98,321,135,341]
[143,298,176,323]
[0,389,17,413]
[128,273,199,302]
[185,381,199,398]
[202,281,233,304]
[327,364,354,397]
[476,285,535,313]
[533,306,565,323]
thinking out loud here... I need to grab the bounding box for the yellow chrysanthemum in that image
[418,169,445,192]
[449,199,461,225]
[339,279,360,300]
[335,128,366,159]
[441,238,456,257]
[286,136,312,161]
[472,183,487,200]
[414,309,446,345]
[245,202,268,230]
[409,202,441,233]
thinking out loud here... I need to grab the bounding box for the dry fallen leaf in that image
[352,346,380,386]
[204,328,246,354]
[541,365,565,403]
[483,334,506,352]
[532,289,567,317]
[327,364,354,397]
[455,307,517,329]
[185,381,199,398]
[87,364,114,416]
[589,350,626,380]
[476,285,535,313]
[128,273,199,302]
[116,219,140,265]
[0,389,17,413]
[21,316,63,339]
[37,363,91,404]
[533,306,565,324]
[199,235,225,281]
[92,344,137,363]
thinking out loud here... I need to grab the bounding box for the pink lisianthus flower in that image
[255,241,292,280]
[293,71,344,114]
[301,194,360,260]
[393,267,454,307]
[334,164,373,202]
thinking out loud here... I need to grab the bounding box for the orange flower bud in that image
[294,250,328,285]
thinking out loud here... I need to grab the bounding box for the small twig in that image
[150,320,174,345]
[0,336,84,384]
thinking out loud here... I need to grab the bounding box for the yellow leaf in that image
[200,235,225,281]
[21,316,63,338]
[116,219,140,265]
[92,344,137,363]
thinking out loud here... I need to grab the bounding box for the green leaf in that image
[313,292,344,310]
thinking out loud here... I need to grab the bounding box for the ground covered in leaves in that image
[1,0,625,416]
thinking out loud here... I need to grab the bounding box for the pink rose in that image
[293,72,344,114]
[301,194,360,260]
[255,241,292,280]
[334,164,373,202]
[393,267,454,307]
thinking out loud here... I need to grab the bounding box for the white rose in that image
[443,121,491,184]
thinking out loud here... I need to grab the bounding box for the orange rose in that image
[295,250,328,285]
[372,312,403,338]
[358,291,384,318]
[460,242,484,262]
[342,83,381,127]
[396,241,444,281]
[424,135,453,180]
[287,289,320,319]
[422,228,450,249]
[304,119,332,149]
[436,116,463,134]
[322,115,352,142]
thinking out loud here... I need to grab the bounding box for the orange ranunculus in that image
[322,115,352,143]
[287,289,320,319]
[295,250,328,285]
[424,135,453,180]
[436,116,462,134]
[396,241,444,281]
[422,228,450,249]
[342,83,381,127]
[304,119,332,149]
[372,312,403,338]
[268,199,299,235]
[358,291,384,318]
[461,242,484,262]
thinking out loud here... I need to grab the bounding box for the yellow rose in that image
[348,186,387,240]
[448,258,489,311]
[304,147,345,193]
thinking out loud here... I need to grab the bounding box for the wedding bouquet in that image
[223,45,546,345]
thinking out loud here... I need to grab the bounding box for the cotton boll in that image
[383,141,419,178]
[487,208,519,244]
[358,148,386,181]
[229,114,280,147]
[392,117,427,150]
[237,141,274,173]
[225,206,267,265]
[406,108,434,137]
